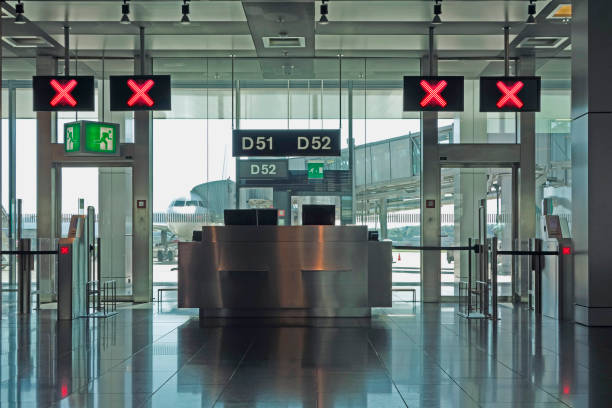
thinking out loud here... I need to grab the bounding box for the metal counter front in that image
[178,225,391,317]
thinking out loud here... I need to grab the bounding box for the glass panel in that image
[350,58,423,301]
[536,58,571,236]
[438,60,518,144]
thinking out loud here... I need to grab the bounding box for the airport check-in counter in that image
[178,225,391,317]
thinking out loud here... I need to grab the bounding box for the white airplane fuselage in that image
[167,193,209,241]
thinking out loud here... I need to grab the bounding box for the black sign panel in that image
[33,76,95,111]
[232,129,341,157]
[239,160,289,179]
[480,76,541,112]
[109,75,171,111]
[403,76,464,112]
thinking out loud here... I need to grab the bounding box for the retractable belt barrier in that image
[0,242,59,314]
[392,238,568,321]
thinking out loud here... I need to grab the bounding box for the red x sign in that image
[420,80,448,108]
[127,79,155,107]
[496,81,524,109]
[50,79,78,107]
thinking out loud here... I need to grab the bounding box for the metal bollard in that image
[17,238,33,314]
[490,237,498,320]
[534,238,542,314]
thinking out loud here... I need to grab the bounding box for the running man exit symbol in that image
[308,162,324,179]
[99,127,114,151]
[66,127,75,150]
[64,123,81,153]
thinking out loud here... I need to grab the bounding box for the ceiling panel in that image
[316,34,517,51]
[12,1,247,22]
[319,1,553,23]
[49,34,255,51]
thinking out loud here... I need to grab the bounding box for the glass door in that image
[440,167,514,298]
[62,167,133,298]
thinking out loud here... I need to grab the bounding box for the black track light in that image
[319,0,329,25]
[432,0,442,25]
[14,0,26,24]
[120,0,130,24]
[526,0,536,24]
[181,0,190,25]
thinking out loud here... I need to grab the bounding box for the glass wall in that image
[438,59,518,144]
[0,55,569,301]
[535,58,571,236]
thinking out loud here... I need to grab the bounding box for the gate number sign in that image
[403,76,464,112]
[232,129,341,157]
[480,77,541,112]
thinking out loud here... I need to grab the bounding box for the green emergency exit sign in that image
[308,162,324,179]
[64,121,120,156]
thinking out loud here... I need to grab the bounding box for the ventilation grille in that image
[262,36,305,48]
[517,37,567,49]
[2,36,54,48]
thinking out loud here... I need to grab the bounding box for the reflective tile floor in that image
[2,298,612,408]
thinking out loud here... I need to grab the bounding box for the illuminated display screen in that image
[33,76,95,111]
[480,76,541,112]
[109,75,171,111]
[232,129,340,157]
[403,76,464,112]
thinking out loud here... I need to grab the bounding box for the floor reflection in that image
[2,296,612,407]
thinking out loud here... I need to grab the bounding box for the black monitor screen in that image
[257,209,278,226]
[224,209,257,226]
[302,205,335,226]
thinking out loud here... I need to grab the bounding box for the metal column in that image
[132,54,153,302]
[36,56,58,303]
[518,56,536,301]
[420,50,441,302]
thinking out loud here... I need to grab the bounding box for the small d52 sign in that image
[232,129,341,157]
[238,159,289,179]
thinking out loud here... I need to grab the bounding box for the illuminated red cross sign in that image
[403,76,464,112]
[420,80,448,108]
[480,77,540,112]
[127,79,155,107]
[496,81,524,109]
[50,79,78,107]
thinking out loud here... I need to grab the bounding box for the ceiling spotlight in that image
[181,0,191,25]
[120,0,130,24]
[432,0,442,25]
[526,0,536,24]
[319,0,329,25]
[14,0,26,24]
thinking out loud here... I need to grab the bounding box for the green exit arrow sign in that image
[64,121,120,156]
[308,162,324,179]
